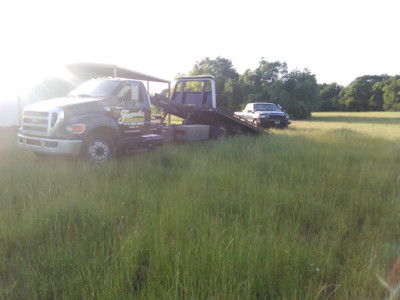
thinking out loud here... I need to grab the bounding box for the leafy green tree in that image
[238,69,263,105]
[317,83,343,111]
[238,59,288,104]
[369,81,385,111]
[188,57,241,110]
[223,78,243,110]
[338,75,389,111]
[190,57,239,80]
[239,60,317,118]
[255,59,288,85]
[383,75,400,111]
[279,69,318,118]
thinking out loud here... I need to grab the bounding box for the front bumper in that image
[259,119,291,128]
[17,133,82,155]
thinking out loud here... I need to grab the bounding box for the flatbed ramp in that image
[152,93,265,135]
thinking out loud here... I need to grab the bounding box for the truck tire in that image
[211,126,227,139]
[82,133,116,163]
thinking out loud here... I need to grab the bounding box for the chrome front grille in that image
[269,114,285,121]
[23,111,48,133]
[21,109,64,136]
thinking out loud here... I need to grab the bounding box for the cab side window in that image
[118,85,132,103]
[117,84,141,104]
[132,84,140,102]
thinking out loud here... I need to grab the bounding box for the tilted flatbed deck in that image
[152,93,266,135]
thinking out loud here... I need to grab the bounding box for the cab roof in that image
[66,63,170,83]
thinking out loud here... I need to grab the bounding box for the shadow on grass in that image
[0,126,18,140]
[0,126,19,155]
[310,115,400,125]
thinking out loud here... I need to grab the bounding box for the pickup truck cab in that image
[235,102,291,128]
[18,78,163,162]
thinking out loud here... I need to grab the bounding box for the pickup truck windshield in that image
[254,103,279,111]
[68,80,120,98]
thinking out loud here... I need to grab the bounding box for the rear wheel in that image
[82,133,116,163]
[212,126,227,139]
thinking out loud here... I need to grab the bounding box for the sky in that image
[0,0,399,101]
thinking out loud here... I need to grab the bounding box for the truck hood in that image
[24,96,105,113]
[257,110,285,116]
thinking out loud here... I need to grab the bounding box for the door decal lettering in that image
[118,109,145,125]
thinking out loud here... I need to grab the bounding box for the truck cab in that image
[18,78,163,162]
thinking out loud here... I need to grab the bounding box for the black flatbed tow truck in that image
[18,73,265,162]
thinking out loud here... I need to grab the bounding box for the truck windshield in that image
[68,80,120,98]
[254,103,279,111]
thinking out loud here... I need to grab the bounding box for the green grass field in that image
[1,112,399,299]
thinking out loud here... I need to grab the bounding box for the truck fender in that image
[78,114,121,143]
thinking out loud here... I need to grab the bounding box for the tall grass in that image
[1,112,399,299]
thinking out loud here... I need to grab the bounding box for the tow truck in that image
[18,73,265,162]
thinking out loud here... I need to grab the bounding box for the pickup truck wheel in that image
[83,134,115,163]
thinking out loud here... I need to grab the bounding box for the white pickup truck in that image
[234,102,291,128]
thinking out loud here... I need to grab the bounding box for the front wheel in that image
[82,133,116,163]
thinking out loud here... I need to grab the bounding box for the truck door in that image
[113,83,150,136]
[244,104,253,121]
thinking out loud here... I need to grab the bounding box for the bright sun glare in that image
[0,60,71,103]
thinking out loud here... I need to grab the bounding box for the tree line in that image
[182,57,400,119]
